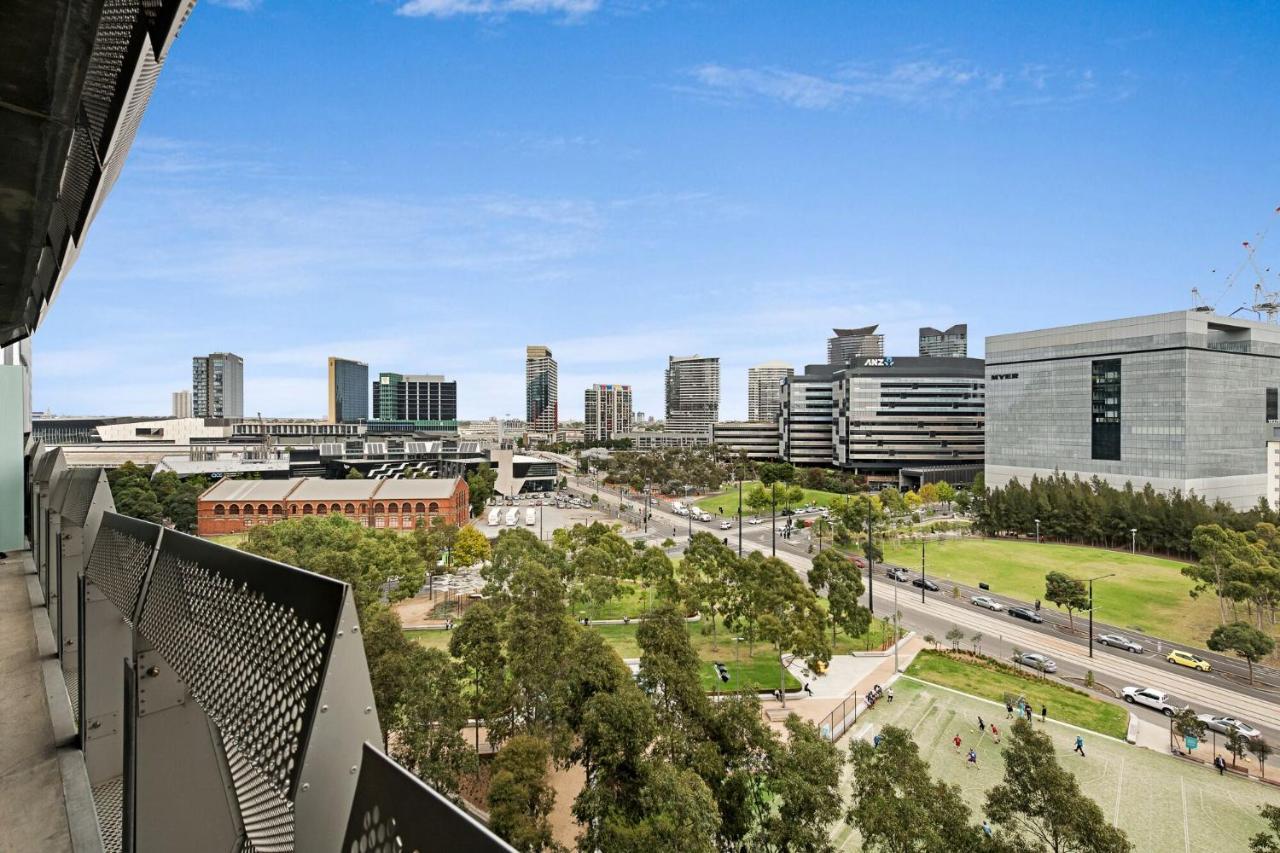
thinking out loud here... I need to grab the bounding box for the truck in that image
[487,507,501,526]
[525,507,536,526]
[505,507,520,526]
[672,501,685,513]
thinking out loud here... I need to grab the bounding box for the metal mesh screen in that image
[93,776,125,853]
[226,740,295,852]
[83,513,161,624]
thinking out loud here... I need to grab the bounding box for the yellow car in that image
[1166,650,1212,672]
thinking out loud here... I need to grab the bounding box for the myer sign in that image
[862,357,895,367]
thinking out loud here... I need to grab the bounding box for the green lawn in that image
[879,537,1228,648]
[904,650,1129,739]
[206,532,246,548]
[694,481,854,516]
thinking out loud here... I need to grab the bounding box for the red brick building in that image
[197,477,470,536]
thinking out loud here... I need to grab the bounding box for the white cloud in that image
[395,0,600,19]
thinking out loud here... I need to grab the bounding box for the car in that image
[1167,650,1212,672]
[1196,714,1262,740]
[719,520,732,530]
[850,555,867,569]
[747,517,762,525]
[911,577,940,591]
[885,567,910,582]
[1097,634,1144,653]
[1013,652,1058,673]
[970,595,1004,612]
[1008,606,1044,623]
[1123,686,1184,716]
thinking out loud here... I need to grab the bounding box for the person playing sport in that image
[1073,735,1085,757]
[1005,701,1014,720]
[990,723,1000,744]
[953,733,962,752]
[966,748,978,769]
[977,715,985,734]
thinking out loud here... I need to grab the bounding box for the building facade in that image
[328,357,369,423]
[918,324,968,358]
[192,352,244,418]
[373,372,457,427]
[665,354,720,434]
[171,389,192,418]
[985,310,1280,506]
[584,384,634,442]
[780,366,836,465]
[827,326,884,365]
[713,421,781,461]
[833,357,985,472]
[747,361,793,423]
[526,345,559,434]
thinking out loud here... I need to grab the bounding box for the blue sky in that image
[34,0,1280,420]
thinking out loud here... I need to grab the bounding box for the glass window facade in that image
[1091,358,1121,461]
[1268,387,1278,423]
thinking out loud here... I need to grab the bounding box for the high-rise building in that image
[372,373,457,424]
[192,352,244,419]
[328,357,369,423]
[171,389,192,418]
[827,325,884,365]
[584,384,634,442]
[526,346,559,434]
[919,324,968,358]
[780,366,836,465]
[747,361,793,422]
[665,354,720,434]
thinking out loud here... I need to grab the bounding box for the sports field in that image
[878,537,1232,648]
[831,677,1278,852]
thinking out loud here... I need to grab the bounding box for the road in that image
[569,476,1280,741]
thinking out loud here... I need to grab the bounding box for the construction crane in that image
[1190,287,1214,312]
[1206,205,1280,319]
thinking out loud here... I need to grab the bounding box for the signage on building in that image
[862,357,895,367]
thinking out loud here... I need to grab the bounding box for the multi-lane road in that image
[568,476,1280,740]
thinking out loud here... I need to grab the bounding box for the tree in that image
[1250,804,1280,853]
[636,603,709,741]
[1207,621,1276,685]
[809,550,869,643]
[745,484,771,518]
[1172,708,1206,752]
[752,556,830,706]
[345,466,365,479]
[846,725,980,853]
[1044,571,1090,630]
[986,718,1132,853]
[1227,729,1251,768]
[936,481,956,512]
[466,463,498,517]
[754,716,843,852]
[488,735,560,852]
[451,524,493,570]
[361,604,415,748]
[953,488,973,515]
[500,560,575,753]
[679,532,736,649]
[945,625,965,650]
[449,601,507,753]
[1254,737,1273,780]
[390,646,477,800]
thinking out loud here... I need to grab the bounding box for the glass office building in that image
[328,357,369,423]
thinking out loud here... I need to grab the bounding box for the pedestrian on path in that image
[887,686,894,704]
[1041,704,1047,723]
[1073,735,1085,757]
[953,734,962,752]
[1214,755,1226,776]
[967,749,978,769]
[1024,704,1033,723]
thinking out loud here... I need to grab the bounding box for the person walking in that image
[953,734,962,753]
[1024,704,1033,723]
[967,748,978,769]
[887,686,894,704]
[1040,704,1047,723]
[1214,754,1226,776]
[1073,735,1085,757]
[982,820,993,839]
[1005,701,1014,720]
[990,723,1000,744]
[978,715,986,734]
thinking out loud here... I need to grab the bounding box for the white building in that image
[747,361,793,423]
[584,384,633,442]
[171,389,192,418]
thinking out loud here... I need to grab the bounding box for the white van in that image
[487,507,501,526]
[525,508,536,526]
[672,501,685,513]
[505,507,520,526]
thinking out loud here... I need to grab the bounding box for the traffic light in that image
[713,662,730,683]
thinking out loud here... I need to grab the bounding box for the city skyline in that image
[26,2,1280,420]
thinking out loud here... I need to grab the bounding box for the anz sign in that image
[862,357,895,367]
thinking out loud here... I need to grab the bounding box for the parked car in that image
[1013,652,1058,673]
[747,517,762,525]
[1122,686,1184,716]
[1196,714,1262,740]
[1166,650,1212,672]
[886,567,910,582]
[911,577,940,591]
[1007,606,1043,624]
[1096,634,1144,653]
[970,595,1004,611]
[719,520,732,530]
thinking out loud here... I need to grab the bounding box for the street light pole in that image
[1035,518,1040,545]
[866,507,874,616]
[1086,573,1115,658]
[685,485,692,541]
[737,476,743,558]
[771,482,777,557]
[920,536,926,604]
[1130,528,1137,555]
[893,573,900,672]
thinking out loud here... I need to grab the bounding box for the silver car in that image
[1013,652,1058,673]
[1197,714,1262,740]
[1097,634,1144,653]
[971,595,1004,612]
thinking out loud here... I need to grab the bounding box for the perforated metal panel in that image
[226,740,295,852]
[84,513,162,624]
[342,744,514,853]
[93,776,125,853]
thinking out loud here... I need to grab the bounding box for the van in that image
[505,508,520,526]
[525,508,536,526]
[487,508,500,526]
[672,501,685,512]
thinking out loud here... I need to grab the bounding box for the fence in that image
[818,692,862,743]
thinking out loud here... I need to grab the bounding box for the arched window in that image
[316,504,328,515]
[415,502,427,513]
[359,503,367,513]
[213,504,225,516]
[331,503,341,514]
[272,505,283,516]
[428,501,440,514]
[388,502,399,514]
[374,503,385,514]
[259,504,269,516]
[229,504,240,516]
[243,504,254,515]
[290,505,299,515]
[344,503,356,515]
[303,504,314,515]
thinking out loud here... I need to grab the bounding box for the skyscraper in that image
[918,324,968,358]
[192,352,244,418]
[665,354,720,434]
[372,373,457,423]
[827,326,884,365]
[171,389,192,418]
[526,346,558,434]
[328,357,370,423]
[584,384,634,442]
[747,361,793,422]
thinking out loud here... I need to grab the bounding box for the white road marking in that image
[1113,756,1124,826]
[1180,776,1191,853]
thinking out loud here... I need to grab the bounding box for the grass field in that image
[878,537,1231,648]
[906,650,1129,739]
[831,677,1277,852]
[206,532,247,547]
[694,481,853,516]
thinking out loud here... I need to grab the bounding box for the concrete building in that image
[919,324,968,358]
[618,430,711,450]
[171,389,192,418]
[665,354,720,434]
[747,361,793,423]
[780,366,836,465]
[584,383,634,442]
[526,345,559,434]
[986,310,1280,506]
[373,372,457,428]
[713,421,781,461]
[828,326,884,366]
[192,352,244,419]
[328,357,369,423]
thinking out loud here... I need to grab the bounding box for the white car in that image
[1197,714,1262,740]
[747,517,762,525]
[1122,686,1185,717]
[719,520,732,530]
[970,595,1004,612]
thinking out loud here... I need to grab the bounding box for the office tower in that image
[827,325,884,365]
[919,324,968,358]
[192,352,244,418]
[171,389,192,418]
[328,357,370,423]
[780,366,836,465]
[747,361,793,422]
[584,384,634,442]
[526,345,558,433]
[372,373,457,422]
[665,354,720,434]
